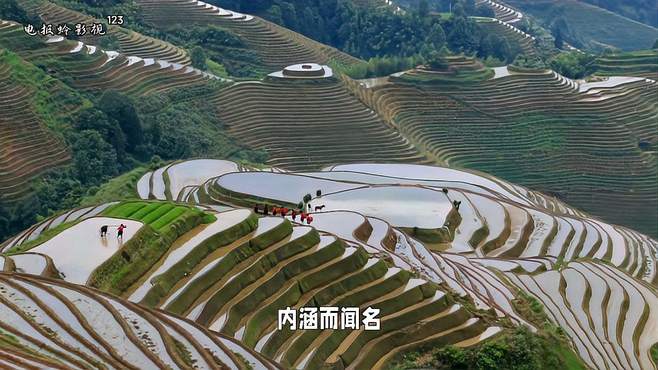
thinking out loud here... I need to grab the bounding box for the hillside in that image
[342,57,658,237]
[578,0,658,28]
[212,70,427,170]
[0,0,656,368]
[0,272,277,369]
[0,47,71,203]
[2,159,656,369]
[595,49,658,79]
[135,0,362,71]
[504,0,658,51]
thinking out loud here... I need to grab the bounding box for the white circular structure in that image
[269,63,333,79]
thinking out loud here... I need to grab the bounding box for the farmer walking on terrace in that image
[117,224,126,240]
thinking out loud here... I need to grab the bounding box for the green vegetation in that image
[213,0,521,63]
[0,329,64,367]
[549,51,597,79]
[579,0,657,28]
[0,0,40,24]
[340,55,423,79]
[103,201,215,230]
[79,165,151,206]
[506,0,658,51]
[171,338,196,368]
[391,285,586,370]
[190,46,208,70]
[88,201,215,295]
[141,212,260,307]
[137,84,268,163]
[0,45,264,244]
[391,326,586,370]
[594,49,658,78]
[652,343,658,365]
[161,25,262,78]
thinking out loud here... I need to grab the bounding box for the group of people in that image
[100,224,127,239]
[253,204,315,225]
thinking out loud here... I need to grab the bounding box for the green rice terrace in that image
[0,0,657,368]
[1,159,656,369]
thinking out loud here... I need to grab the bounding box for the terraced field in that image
[1,0,656,366]
[18,0,190,65]
[504,0,658,51]
[0,202,117,254]
[213,76,427,170]
[343,57,658,237]
[190,162,657,286]
[475,17,538,57]
[0,35,70,203]
[0,21,216,96]
[135,0,361,71]
[507,261,658,370]
[3,159,657,368]
[477,0,524,23]
[0,272,276,369]
[596,49,658,80]
[1,201,500,369]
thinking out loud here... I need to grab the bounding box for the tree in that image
[427,48,449,70]
[417,0,429,18]
[98,90,144,153]
[447,16,480,52]
[474,5,495,18]
[265,4,283,25]
[463,0,476,15]
[190,46,207,70]
[280,2,298,30]
[427,23,446,50]
[0,0,38,24]
[549,51,596,79]
[71,130,118,186]
[551,17,569,49]
[74,107,127,162]
[452,3,465,18]
[554,27,564,49]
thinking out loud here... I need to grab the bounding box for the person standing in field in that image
[100,225,108,238]
[117,224,126,240]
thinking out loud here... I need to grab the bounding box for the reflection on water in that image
[322,186,451,228]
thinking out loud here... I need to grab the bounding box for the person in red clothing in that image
[281,207,289,216]
[291,210,298,220]
[117,224,126,240]
[306,216,314,225]
[300,213,308,222]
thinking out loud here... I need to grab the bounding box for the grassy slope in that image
[506,0,658,51]
[79,166,149,206]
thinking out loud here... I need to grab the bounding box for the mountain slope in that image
[3,159,655,369]
[343,58,658,237]
[505,0,658,51]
